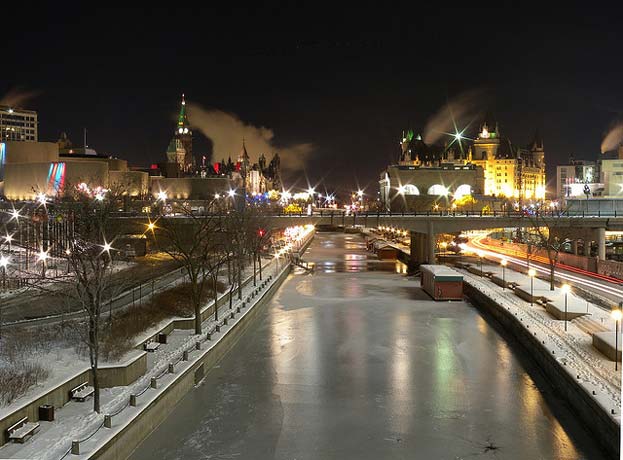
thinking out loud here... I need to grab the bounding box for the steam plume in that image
[423,89,487,145]
[187,103,313,172]
[0,87,40,108]
[601,120,623,153]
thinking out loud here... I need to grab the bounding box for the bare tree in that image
[23,184,126,413]
[530,205,572,291]
[154,200,221,334]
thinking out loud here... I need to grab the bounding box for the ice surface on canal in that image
[130,233,608,460]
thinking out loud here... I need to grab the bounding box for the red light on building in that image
[213,162,220,174]
[150,164,158,169]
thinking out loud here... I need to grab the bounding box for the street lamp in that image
[0,255,9,291]
[611,308,622,371]
[501,258,507,290]
[561,284,570,331]
[528,268,536,306]
[477,250,484,277]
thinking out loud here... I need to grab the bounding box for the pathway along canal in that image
[129,232,609,460]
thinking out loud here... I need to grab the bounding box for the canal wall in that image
[463,282,620,459]
[89,232,315,460]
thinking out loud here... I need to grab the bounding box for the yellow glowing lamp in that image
[528,268,536,278]
[611,309,623,321]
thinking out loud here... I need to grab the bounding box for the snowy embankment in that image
[463,270,621,415]
[0,229,314,460]
[461,269,621,457]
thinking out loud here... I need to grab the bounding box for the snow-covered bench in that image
[143,340,161,352]
[7,417,40,443]
[70,382,94,402]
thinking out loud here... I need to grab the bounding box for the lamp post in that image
[501,258,507,290]
[561,284,570,331]
[477,250,484,277]
[612,308,622,371]
[528,268,536,306]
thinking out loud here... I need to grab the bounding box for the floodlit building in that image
[469,117,545,201]
[0,105,37,142]
[379,115,546,212]
[0,140,149,200]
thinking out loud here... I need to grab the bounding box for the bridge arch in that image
[454,184,472,199]
[402,184,420,195]
[427,184,449,196]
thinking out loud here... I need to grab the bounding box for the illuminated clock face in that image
[183,128,189,134]
[178,128,183,134]
[481,128,490,139]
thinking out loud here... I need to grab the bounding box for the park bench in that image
[143,340,161,352]
[70,382,94,402]
[7,417,40,443]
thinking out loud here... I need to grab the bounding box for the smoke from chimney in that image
[187,103,313,172]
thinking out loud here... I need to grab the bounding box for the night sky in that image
[3,5,623,196]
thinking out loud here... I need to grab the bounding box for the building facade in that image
[469,120,545,200]
[0,105,37,142]
[380,116,546,212]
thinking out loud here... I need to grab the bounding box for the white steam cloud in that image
[601,120,623,154]
[187,103,313,172]
[423,89,487,145]
[0,87,40,108]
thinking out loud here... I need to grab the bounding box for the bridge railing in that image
[108,209,622,219]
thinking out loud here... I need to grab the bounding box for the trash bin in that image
[39,404,55,421]
[158,333,167,344]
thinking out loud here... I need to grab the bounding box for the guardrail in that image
[111,210,623,219]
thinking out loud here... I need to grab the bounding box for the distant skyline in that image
[3,5,622,195]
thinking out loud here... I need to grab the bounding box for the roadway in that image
[464,233,623,308]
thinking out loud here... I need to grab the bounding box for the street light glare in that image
[37,250,49,262]
[528,268,536,277]
[157,190,168,201]
[0,255,10,267]
[228,189,236,198]
[611,309,623,321]
[500,259,507,266]
[561,283,570,293]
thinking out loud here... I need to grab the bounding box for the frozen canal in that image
[130,233,607,460]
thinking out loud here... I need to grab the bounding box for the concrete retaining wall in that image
[464,282,620,459]
[92,262,294,460]
[0,352,146,446]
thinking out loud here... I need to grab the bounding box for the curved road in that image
[465,233,623,307]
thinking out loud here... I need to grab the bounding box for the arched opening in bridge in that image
[402,184,420,195]
[428,184,449,196]
[454,184,472,200]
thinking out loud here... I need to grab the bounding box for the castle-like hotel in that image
[380,115,546,212]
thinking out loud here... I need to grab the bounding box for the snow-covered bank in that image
[462,271,621,459]
[0,228,315,460]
